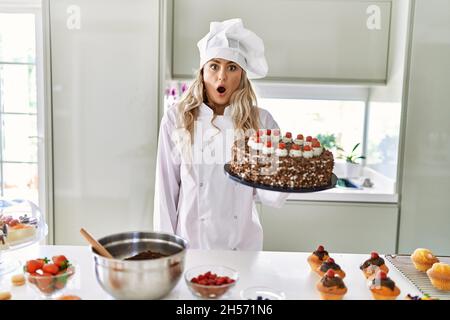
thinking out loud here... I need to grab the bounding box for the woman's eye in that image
[210,64,218,70]
[229,65,237,71]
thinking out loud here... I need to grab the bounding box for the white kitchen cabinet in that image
[172,0,391,83]
[48,0,160,245]
[398,0,450,256]
[259,201,398,253]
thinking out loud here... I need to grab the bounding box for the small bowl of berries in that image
[185,265,238,299]
[24,255,76,299]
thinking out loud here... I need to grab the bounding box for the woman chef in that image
[154,18,288,250]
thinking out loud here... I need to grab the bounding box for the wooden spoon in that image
[80,228,114,259]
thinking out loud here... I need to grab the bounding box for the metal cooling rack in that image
[385,254,450,300]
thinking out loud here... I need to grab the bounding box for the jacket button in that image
[234,215,238,219]
[199,182,204,187]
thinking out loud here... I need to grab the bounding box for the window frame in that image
[253,82,370,167]
[0,2,48,241]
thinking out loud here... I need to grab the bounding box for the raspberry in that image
[326,269,335,278]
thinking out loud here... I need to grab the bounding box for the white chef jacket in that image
[153,103,288,250]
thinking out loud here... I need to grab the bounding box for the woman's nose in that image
[218,68,227,81]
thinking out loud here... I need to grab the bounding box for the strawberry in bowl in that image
[24,255,76,299]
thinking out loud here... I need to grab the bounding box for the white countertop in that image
[287,163,398,203]
[1,244,421,300]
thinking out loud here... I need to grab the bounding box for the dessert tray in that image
[224,163,337,193]
[0,199,48,275]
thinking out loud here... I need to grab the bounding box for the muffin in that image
[316,258,346,279]
[426,262,450,291]
[316,269,347,300]
[369,271,401,300]
[411,248,439,272]
[360,252,389,279]
[307,245,330,271]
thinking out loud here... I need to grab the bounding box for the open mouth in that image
[217,86,226,94]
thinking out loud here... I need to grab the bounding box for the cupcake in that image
[316,258,346,279]
[360,252,389,279]
[426,262,450,291]
[411,248,439,272]
[307,245,330,271]
[369,271,401,300]
[316,269,347,300]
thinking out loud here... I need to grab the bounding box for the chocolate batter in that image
[124,250,167,261]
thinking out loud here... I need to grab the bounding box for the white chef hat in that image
[197,18,268,79]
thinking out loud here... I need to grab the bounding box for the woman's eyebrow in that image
[209,59,236,65]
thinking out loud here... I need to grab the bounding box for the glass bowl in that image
[184,265,239,299]
[240,286,286,300]
[25,263,76,299]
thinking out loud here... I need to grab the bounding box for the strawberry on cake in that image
[230,129,334,189]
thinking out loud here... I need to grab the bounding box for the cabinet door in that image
[260,202,398,253]
[49,0,160,245]
[173,0,391,83]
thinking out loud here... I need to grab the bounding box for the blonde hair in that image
[176,68,260,141]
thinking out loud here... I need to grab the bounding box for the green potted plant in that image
[338,143,366,178]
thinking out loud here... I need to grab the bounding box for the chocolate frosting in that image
[320,261,341,272]
[313,249,329,260]
[371,277,396,291]
[321,275,346,289]
[360,257,385,270]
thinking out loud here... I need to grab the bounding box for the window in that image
[0,12,40,204]
[258,98,366,158]
[366,102,401,180]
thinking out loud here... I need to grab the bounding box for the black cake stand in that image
[224,163,337,193]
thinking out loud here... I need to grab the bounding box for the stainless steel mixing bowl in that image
[91,231,187,300]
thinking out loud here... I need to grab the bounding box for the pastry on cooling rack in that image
[411,248,440,272]
[427,262,450,291]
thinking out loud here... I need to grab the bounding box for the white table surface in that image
[0,245,422,300]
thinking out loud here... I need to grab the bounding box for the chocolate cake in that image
[229,129,334,189]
